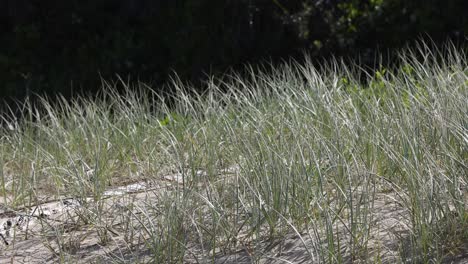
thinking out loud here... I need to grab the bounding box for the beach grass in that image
[0,42,467,263]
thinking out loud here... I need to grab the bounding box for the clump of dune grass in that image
[0,42,467,263]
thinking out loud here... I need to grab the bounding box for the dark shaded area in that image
[0,0,467,105]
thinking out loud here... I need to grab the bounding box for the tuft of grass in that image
[1,42,467,263]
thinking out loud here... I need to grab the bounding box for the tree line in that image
[1,0,467,102]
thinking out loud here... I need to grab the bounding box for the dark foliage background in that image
[1,0,467,104]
